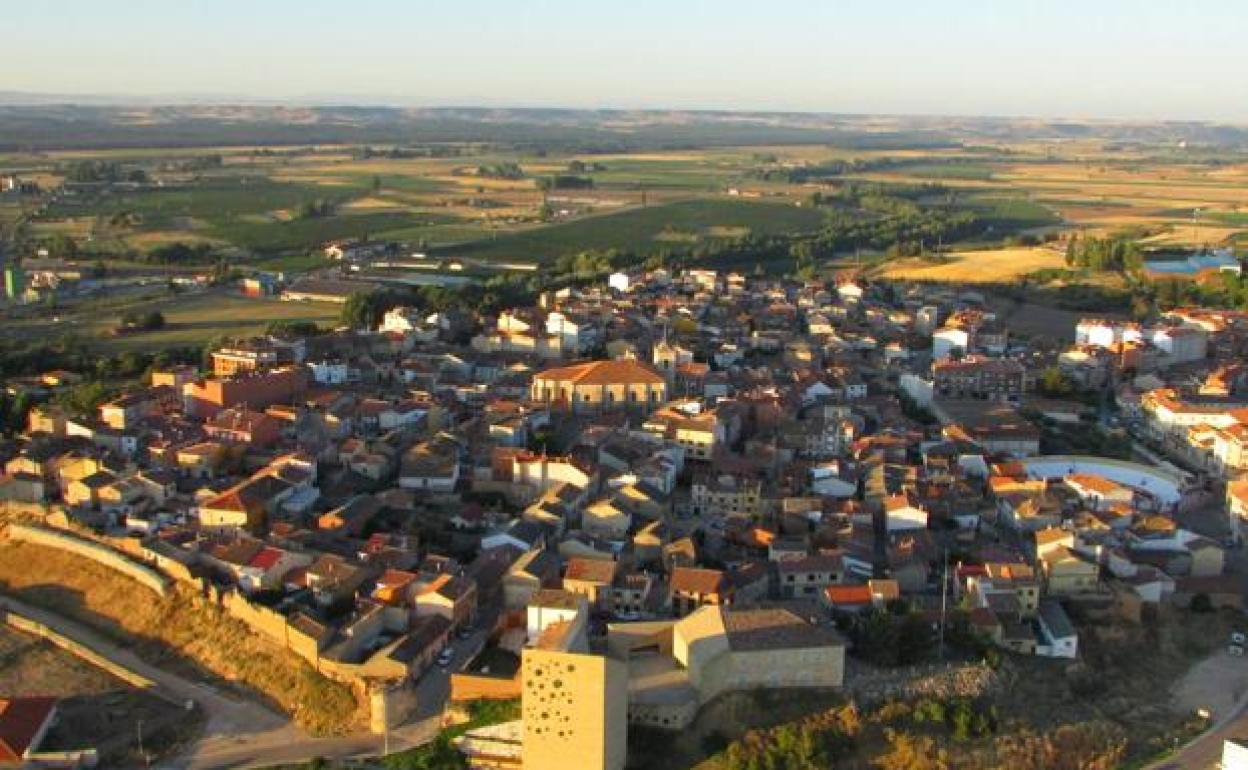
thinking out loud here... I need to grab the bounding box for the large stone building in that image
[606,605,846,730]
[529,359,666,413]
[521,591,628,770]
[933,355,1032,401]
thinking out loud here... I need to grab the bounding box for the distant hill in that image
[0,100,1245,151]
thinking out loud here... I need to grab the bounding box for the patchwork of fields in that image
[7,140,1247,269]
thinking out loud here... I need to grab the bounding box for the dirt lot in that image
[0,624,119,695]
[1171,648,1248,720]
[0,624,199,764]
[0,540,362,734]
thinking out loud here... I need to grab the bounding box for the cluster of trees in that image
[63,160,147,184]
[266,320,326,338]
[298,199,338,219]
[806,206,980,259]
[339,278,536,331]
[119,310,165,331]
[983,722,1127,770]
[162,154,223,173]
[565,159,606,173]
[0,392,33,436]
[141,241,216,265]
[353,145,465,160]
[719,698,1126,770]
[907,697,998,743]
[1137,271,1248,313]
[551,248,633,280]
[723,704,861,770]
[1064,235,1143,273]
[52,381,114,417]
[842,607,937,667]
[1037,365,1075,397]
[38,233,79,259]
[475,162,525,180]
[536,175,594,191]
[753,156,904,183]
[0,333,197,382]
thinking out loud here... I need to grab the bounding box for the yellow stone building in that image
[530,359,666,413]
[521,591,628,770]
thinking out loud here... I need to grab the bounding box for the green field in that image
[205,210,456,253]
[963,195,1060,232]
[7,289,340,352]
[1209,211,1248,226]
[45,177,349,228]
[438,198,827,262]
[587,158,742,190]
[893,161,996,181]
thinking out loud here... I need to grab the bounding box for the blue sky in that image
[5,0,1246,120]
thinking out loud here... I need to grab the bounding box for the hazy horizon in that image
[6,0,1248,122]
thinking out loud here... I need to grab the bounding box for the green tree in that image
[875,730,949,770]
[53,382,111,417]
[1038,365,1073,397]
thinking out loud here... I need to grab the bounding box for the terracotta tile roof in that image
[533,358,665,385]
[0,696,57,762]
[824,584,872,606]
[669,566,727,596]
[248,546,286,571]
[564,557,617,585]
[1066,473,1125,495]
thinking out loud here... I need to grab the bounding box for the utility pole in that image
[137,718,149,769]
[938,548,948,661]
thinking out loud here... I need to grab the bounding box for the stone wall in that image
[7,524,171,596]
[219,590,327,669]
[0,602,174,702]
[450,671,522,702]
[845,660,999,706]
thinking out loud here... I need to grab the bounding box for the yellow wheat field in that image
[879,246,1067,283]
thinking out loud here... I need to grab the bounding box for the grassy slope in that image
[0,540,361,734]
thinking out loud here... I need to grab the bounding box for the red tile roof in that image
[824,584,872,606]
[0,696,57,762]
[248,547,286,571]
[534,358,665,385]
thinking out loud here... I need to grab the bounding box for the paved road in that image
[1,594,497,769]
[1148,695,1248,770]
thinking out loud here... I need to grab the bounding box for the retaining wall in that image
[0,602,174,703]
[7,524,171,596]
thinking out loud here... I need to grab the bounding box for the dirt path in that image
[1171,649,1248,720]
[1,594,450,769]
[1146,649,1248,770]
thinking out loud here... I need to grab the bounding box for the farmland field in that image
[878,246,1066,283]
[438,198,827,263]
[2,135,1247,316]
[6,288,341,352]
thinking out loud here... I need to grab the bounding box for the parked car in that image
[437,647,456,667]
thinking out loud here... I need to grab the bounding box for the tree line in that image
[1064,235,1143,273]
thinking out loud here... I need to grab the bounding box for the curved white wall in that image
[1018,455,1187,505]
